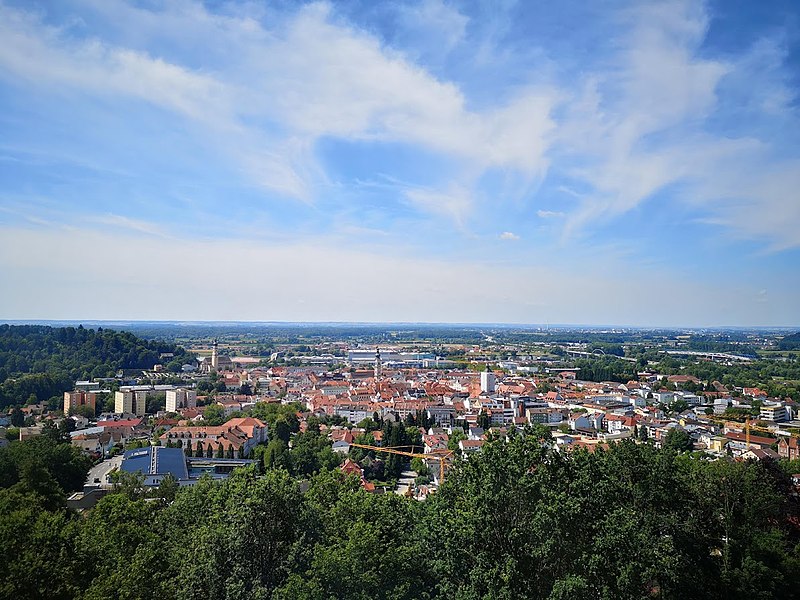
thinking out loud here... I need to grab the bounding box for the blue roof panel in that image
[120,447,188,480]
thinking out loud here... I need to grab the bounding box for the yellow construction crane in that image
[746,418,750,448]
[742,418,781,447]
[349,443,454,485]
[713,417,792,439]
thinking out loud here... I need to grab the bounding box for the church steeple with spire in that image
[374,347,382,380]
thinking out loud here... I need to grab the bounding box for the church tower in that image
[374,347,382,380]
[211,339,219,370]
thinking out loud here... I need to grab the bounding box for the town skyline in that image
[2,320,800,596]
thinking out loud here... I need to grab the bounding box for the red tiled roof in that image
[725,431,776,446]
[97,418,143,428]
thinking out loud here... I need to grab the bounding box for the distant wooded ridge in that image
[0,325,193,410]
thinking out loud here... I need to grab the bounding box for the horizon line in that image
[1,319,798,331]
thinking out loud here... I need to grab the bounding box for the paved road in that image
[85,456,123,488]
[395,470,416,495]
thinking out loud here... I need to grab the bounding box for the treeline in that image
[3,428,800,599]
[779,332,800,350]
[654,356,800,401]
[686,336,757,356]
[0,424,93,520]
[575,356,639,383]
[496,330,674,345]
[570,353,800,400]
[124,323,489,345]
[0,325,194,409]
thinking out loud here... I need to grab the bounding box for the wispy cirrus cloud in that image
[0,0,798,325]
[85,214,169,238]
[0,1,555,217]
[549,0,800,249]
[405,185,473,225]
[3,0,797,247]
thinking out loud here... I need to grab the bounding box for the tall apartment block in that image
[114,390,147,416]
[63,390,98,415]
[166,388,197,412]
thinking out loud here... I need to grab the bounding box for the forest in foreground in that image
[2,427,800,600]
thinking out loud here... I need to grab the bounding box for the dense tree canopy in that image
[2,427,800,599]
[0,325,194,409]
[778,332,800,351]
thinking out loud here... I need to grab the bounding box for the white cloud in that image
[555,1,729,236]
[405,185,473,224]
[1,225,795,326]
[0,1,555,215]
[0,6,232,124]
[0,0,797,251]
[499,231,519,240]
[258,3,555,178]
[549,0,800,249]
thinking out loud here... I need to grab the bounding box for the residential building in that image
[217,398,244,417]
[166,388,197,413]
[333,404,370,424]
[569,412,604,432]
[75,381,100,391]
[724,431,776,454]
[159,417,268,458]
[605,414,635,434]
[760,403,788,423]
[339,458,375,491]
[64,390,97,416]
[480,371,496,393]
[713,398,731,415]
[19,425,44,440]
[114,390,147,416]
[675,392,703,406]
[527,407,566,425]
[778,437,800,461]
[652,391,674,404]
[459,439,485,454]
[426,404,456,427]
[742,448,780,461]
[423,433,449,453]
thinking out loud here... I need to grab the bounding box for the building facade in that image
[114,390,147,416]
[166,388,197,413]
[64,390,97,416]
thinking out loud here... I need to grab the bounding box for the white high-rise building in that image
[166,388,197,413]
[480,371,496,394]
[114,390,147,416]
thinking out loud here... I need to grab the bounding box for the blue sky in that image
[0,0,798,326]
